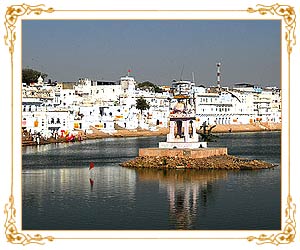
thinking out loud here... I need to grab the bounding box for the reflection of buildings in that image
[100,167,137,201]
[167,183,202,229]
[137,169,227,229]
[22,141,139,223]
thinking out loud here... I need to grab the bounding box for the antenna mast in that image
[180,64,184,80]
[216,62,221,93]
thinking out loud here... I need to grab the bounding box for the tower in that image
[216,62,221,92]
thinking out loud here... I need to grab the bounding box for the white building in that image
[22,74,281,138]
[194,83,281,126]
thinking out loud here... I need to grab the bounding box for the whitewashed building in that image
[194,83,281,126]
[22,74,281,138]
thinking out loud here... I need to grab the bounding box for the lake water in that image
[22,131,281,230]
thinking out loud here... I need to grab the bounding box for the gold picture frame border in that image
[3,2,296,246]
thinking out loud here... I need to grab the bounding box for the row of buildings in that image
[22,73,281,138]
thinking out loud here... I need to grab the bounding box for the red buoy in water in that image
[89,162,94,170]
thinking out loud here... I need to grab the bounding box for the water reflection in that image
[137,169,228,229]
[22,166,137,220]
[23,133,280,230]
[22,142,70,154]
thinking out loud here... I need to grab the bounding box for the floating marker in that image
[89,162,95,187]
[89,162,94,170]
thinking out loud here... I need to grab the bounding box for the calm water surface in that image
[22,132,281,230]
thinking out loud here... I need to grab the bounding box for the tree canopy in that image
[22,68,48,85]
[137,81,163,93]
[136,97,150,112]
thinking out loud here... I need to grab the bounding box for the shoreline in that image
[212,122,281,133]
[22,122,281,147]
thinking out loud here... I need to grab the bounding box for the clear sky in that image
[22,20,280,87]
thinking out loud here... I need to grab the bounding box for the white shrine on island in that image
[139,79,227,161]
[159,80,207,149]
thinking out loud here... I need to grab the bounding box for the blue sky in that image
[22,20,280,87]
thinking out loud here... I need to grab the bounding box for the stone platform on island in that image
[139,147,227,159]
[159,141,207,149]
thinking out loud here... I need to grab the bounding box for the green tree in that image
[136,97,150,113]
[136,97,150,129]
[137,81,162,93]
[22,68,48,85]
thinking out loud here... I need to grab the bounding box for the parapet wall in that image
[139,147,227,158]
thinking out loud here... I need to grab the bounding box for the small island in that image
[120,79,276,171]
[120,154,275,170]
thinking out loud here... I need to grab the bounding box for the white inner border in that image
[0,0,298,249]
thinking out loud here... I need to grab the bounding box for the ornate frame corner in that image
[4,195,54,245]
[247,195,296,245]
[4,4,54,55]
[247,3,296,54]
